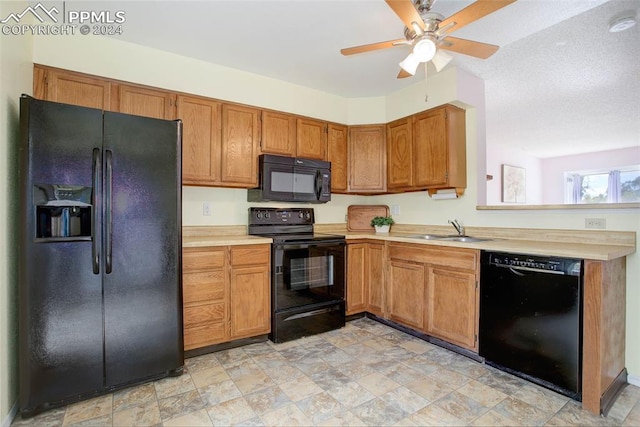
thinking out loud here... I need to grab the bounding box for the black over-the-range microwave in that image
[248,154,331,203]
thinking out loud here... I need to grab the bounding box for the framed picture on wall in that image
[502,164,526,203]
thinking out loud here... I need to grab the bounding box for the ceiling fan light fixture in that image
[431,49,453,72]
[399,53,421,75]
[412,36,437,62]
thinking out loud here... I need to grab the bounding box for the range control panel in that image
[487,252,582,276]
[249,207,314,226]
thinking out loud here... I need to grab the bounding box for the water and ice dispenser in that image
[34,184,92,240]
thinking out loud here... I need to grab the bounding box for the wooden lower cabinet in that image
[426,266,478,350]
[387,242,479,352]
[229,245,271,339]
[388,260,425,330]
[182,248,228,350]
[182,244,270,351]
[346,243,367,315]
[346,241,385,316]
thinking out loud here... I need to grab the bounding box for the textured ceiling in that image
[92,0,639,158]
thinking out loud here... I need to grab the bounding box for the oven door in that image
[273,240,345,311]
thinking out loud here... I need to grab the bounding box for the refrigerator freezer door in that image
[19,97,104,413]
[102,112,183,387]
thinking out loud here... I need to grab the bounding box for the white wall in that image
[0,1,33,423]
[542,147,640,204]
[26,31,640,391]
[486,143,543,205]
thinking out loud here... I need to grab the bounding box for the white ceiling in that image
[94,0,639,158]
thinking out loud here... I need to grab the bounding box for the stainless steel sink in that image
[406,234,448,240]
[439,236,492,243]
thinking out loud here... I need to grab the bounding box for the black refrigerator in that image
[18,95,184,417]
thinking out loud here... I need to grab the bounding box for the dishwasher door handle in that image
[493,264,566,275]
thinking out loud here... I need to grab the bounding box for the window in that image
[565,167,640,204]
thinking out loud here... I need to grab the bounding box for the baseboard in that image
[2,400,18,427]
[628,374,640,387]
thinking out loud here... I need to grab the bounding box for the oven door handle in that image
[274,241,346,250]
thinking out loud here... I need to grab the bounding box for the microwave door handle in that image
[315,170,322,199]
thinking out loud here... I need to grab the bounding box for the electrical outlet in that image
[203,202,212,216]
[585,218,606,229]
[391,205,400,215]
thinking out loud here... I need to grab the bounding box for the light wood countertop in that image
[339,232,634,261]
[182,224,635,260]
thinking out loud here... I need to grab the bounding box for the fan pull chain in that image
[424,62,429,103]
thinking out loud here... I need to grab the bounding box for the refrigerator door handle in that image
[105,149,113,274]
[92,148,101,274]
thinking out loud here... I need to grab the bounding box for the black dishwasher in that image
[479,251,583,400]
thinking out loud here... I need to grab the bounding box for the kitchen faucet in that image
[449,219,465,236]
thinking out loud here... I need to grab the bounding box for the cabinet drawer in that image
[184,322,226,350]
[230,245,270,267]
[183,249,225,272]
[183,271,225,304]
[389,244,478,271]
[183,302,225,328]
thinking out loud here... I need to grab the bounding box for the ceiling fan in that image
[341,0,517,78]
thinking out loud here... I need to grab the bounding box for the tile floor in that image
[12,317,640,426]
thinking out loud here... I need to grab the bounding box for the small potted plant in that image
[370,216,395,233]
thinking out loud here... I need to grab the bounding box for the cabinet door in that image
[297,118,327,160]
[346,243,367,315]
[221,104,260,187]
[116,84,175,120]
[388,260,425,330]
[182,248,228,351]
[426,266,477,350]
[178,95,222,185]
[230,265,270,339]
[261,110,296,156]
[413,108,448,187]
[42,68,111,110]
[327,123,348,193]
[367,243,385,317]
[348,125,386,192]
[387,117,413,190]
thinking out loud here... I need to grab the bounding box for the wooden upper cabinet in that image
[296,118,327,160]
[327,123,348,193]
[413,104,466,189]
[36,66,111,111]
[177,95,222,186]
[115,84,176,120]
[386,117,413,190]
[348,125,386,193]
[221,104,260,187]
[260,110,296,156]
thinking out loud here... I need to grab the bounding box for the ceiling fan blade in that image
[439,36,499,59]
[439,0,517,34]
[397,69,412,79]
[385,0,425,32]
[341,38,407,56]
